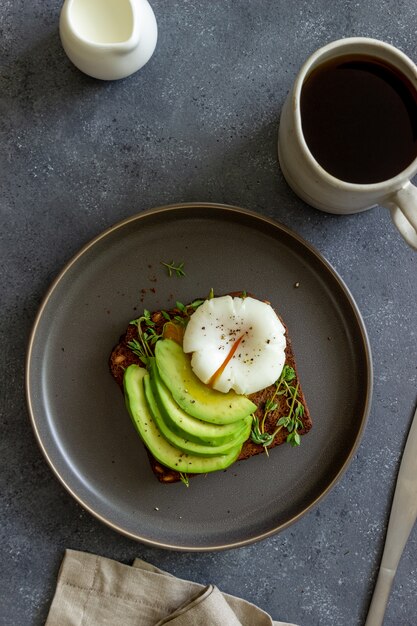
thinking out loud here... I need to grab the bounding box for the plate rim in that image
[25,202,373,551]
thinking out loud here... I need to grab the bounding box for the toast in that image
[110,296,312,483]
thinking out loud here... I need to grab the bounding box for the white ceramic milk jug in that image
[59,0,157,80]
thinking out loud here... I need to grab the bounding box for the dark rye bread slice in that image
[109,298,312,483]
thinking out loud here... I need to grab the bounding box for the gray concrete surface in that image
[1,1,417,625]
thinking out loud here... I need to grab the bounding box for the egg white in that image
[182,295,286,395]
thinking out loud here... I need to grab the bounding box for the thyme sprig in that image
[161,260,186,278]
[250,416,275,453]
[127,299,206,360]
[179,472,190,487]
[128,309,163,366]
[172,299,205,326]
[250,365,304,450]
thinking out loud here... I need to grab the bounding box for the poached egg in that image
[182,295,286,395]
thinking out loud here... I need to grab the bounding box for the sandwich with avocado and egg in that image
[109,292,312,484]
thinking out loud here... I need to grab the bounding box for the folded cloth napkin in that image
[45,549,298,626]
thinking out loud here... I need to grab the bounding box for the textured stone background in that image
[1,1,417,625]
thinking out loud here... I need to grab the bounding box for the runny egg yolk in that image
[182,295,286,395]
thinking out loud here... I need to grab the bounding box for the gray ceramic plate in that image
[26,203,372,551]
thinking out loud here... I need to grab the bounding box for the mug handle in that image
[385,182,417,250]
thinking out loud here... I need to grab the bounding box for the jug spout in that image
[110,0,142,54]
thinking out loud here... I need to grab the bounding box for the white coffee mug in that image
[278,37,417,250]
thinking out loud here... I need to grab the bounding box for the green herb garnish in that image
[189,299,205,309]
[179,472,190,487]
[176,300,187,313]
[161,260,186,278]
[250,365,304,451]
[128,311,163,366]
[127,298,206,362]
[173,299,205,325]
[250,415,275,452]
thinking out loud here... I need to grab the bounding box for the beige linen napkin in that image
[45,549,298,626]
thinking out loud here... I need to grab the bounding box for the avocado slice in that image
[154,339,257,424]
[123,364,241,474]
[149,359,251,446]
[143,374,249,457]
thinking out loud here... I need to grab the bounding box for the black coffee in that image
[300,54,417,184]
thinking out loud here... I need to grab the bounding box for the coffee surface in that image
[300,54,417,184]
